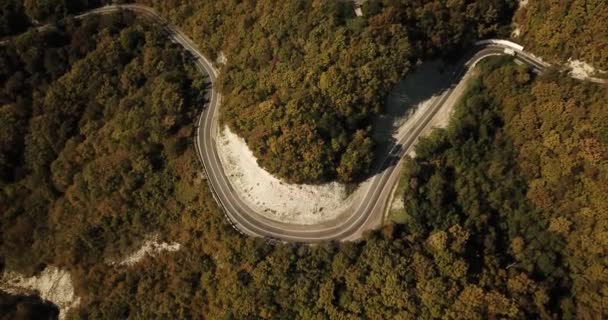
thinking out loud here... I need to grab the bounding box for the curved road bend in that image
[60,5,602,242]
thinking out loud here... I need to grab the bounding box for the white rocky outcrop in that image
[116,235,181,266]
[1,267,79,320]
[217,126,354,224]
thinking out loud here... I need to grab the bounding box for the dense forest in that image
[0,0,112,38]
[3,2,604,184]
[60,59,605,320]
[399,58,608,318]
[514,0,608,70]
[1,1,607,319]
[0,12,207,273]
[4,22,606,316]
[141,0,517,183]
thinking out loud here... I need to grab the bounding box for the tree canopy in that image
[142,0,516,183]
[0,12,207,273]
[1,2,607,320]
[514,0,608,70]
[399,57,608,318]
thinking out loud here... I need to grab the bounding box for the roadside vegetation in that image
[0,0,111,38]
[142,0,516,183]
[0,12,207,273]
[398,57,608,318]
[514,0,608,70]
[1,1,607,320]
[70,58,607,320]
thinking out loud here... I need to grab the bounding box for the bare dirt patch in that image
[568,58,606,79]
[1,267,79,320]
[115,235,181,266]
[217,126,354,224]
[378,61,453,220]
[374,60,452,159]
[511,27,521,38]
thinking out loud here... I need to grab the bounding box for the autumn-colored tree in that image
[514,0,608,70]
[140,0,515,183]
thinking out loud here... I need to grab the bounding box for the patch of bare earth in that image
[114,235,181,266]
[568,58,607,79]
[379,61,455,213]
[1,267,79,320]
[217,126,354,225]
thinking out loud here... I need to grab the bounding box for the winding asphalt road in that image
[23,5,604,242]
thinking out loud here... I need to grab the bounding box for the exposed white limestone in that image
[117,235,181,266]
[568,58,606,79]
[217,126,354,224]
[1,267,79,320]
